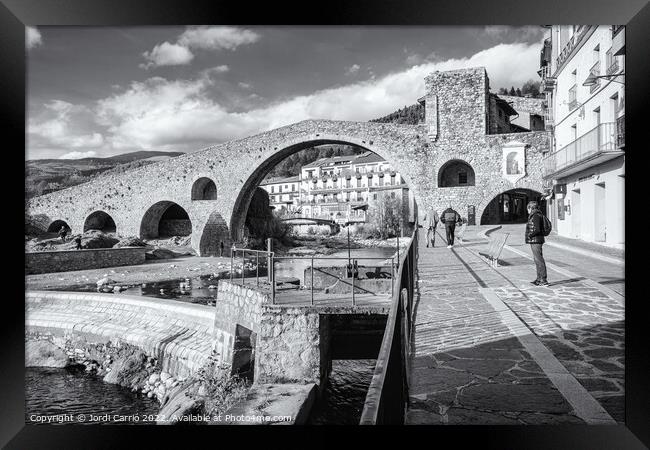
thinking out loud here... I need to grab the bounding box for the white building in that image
[540,25,625,247]
[258,175,300,212]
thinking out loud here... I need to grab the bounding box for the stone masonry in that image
[26,67,549,255]
[25,247,146,275]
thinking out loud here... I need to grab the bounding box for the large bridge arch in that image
[228,134,422,241]
[477,182,545,225]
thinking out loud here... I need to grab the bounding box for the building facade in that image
[540,25,625,247]
[258,176,300,212]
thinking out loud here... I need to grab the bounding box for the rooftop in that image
[259,175,300,186]
[303,151,386,169]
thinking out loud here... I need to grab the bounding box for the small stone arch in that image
[192,177,218,200]
[47,219,71,233]
[140,201,192,239]
[438,159,476,187]
[84,211,117,233]
[479,188,544,225]
[199,211,231,256]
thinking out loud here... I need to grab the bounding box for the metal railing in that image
[617,115,625,148]
[543,122,620,178]
[229,247,400,306]
[360,222,418,424]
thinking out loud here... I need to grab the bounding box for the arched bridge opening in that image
[84,211,117,233]
[480,188,544,225]
[140,201,192,239]
[192,177,218,200]
[229,138,419,244]
[47,219,71,234]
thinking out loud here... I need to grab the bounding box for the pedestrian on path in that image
[525,201,549,286]
[219,241,224,257]
[440,205,462,248]
[74,235,82,250]
[58,226,68,242]
[423,208,439,248]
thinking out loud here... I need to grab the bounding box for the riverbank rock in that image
[113,236,147,248]
[157,379,205,425]
[145,247,194,260]
[26,340,70,368]
[64,230,119,250]
[103,349,149,387]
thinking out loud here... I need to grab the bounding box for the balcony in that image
[543,122,625,179]
[556,26,591,70]
[617,115,625,148]
[540,65,556,93]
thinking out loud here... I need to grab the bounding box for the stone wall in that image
[25,291,215,377]
[159,219,192,237]
[25,247,146,275]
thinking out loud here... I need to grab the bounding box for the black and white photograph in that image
[2,1,646,444]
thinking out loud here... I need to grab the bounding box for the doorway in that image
[595,183,606,242]
[571,188,581,238]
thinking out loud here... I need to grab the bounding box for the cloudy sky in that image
[26,26,546,160]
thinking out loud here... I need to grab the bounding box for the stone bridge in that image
[27,67,550,256]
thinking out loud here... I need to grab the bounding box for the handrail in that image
[360,222,418,424]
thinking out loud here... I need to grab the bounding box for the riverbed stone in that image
[25,340,70,368]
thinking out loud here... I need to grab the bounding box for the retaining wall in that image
[25,247,146,275]
[25,291,214,377]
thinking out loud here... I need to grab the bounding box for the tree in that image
[367,192,403,239]
[516,88,522,97]
[498,87,508,95]
[521,79,541,98]
[509,87,516,96]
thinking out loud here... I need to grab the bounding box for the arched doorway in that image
[480,188,545,225]
[229,138,419,242]
[47,219,71,234]
[140,201,191,239]
[84,211,117,233]
[438,160,475,187]
[192,177,218,200]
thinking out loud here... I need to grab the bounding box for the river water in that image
[25,367,160,425]
[30,247,393,425]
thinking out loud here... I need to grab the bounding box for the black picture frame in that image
[2,0,647,447]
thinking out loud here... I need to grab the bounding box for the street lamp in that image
[582,72,625,86]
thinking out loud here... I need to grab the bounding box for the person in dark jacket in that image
[440,205,462,248]
[74,235,83,250]
[525,201,548,286]
[58,226,68,242]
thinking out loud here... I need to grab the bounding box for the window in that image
[373,193,377,200]
[279,185,283,193]
[292,184,296,192]
[390,174,396,185]
[611,92,620,119]
[271,186,274,193]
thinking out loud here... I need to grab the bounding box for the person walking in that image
[440,205,462,248]
[58,226,68,242]
[74,235,83,250]
[525,201,549,286]
[423,208,439,248]
[219,241,225,257]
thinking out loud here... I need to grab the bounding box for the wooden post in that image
[267,238,273,283]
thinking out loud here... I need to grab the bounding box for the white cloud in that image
[140,26,259,69]
[31,41,542,157]
[26,27,42,49]
[178,26,260,51]
[140,42,194,69]
[238,82,251,89]
[346,64,360,75]
[28,100,105,152]
[59,150,98,159]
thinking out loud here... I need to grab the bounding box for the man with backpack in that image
[423,208,439,248]
[440,205,462,248]
[525,201,552,286]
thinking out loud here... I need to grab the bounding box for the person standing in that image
[525,201,549,286]
[440,205,462,248]
[219,241,225,257]
[58,226,68,242]
[423,208,439,248]
[74,235,83,250]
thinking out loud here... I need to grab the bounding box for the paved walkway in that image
[406,226,624,425]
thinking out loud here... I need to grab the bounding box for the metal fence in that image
[229,247,399,306]
[359,222,418,424]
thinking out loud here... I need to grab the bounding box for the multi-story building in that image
[258,175,300,212]
[540,25,625,247]
[296,151,413,226]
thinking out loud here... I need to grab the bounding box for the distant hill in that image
[370,103,424,125]
[26,150,184,198]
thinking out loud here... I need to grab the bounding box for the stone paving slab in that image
[407,229,588,425]
[457,234,625,423]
